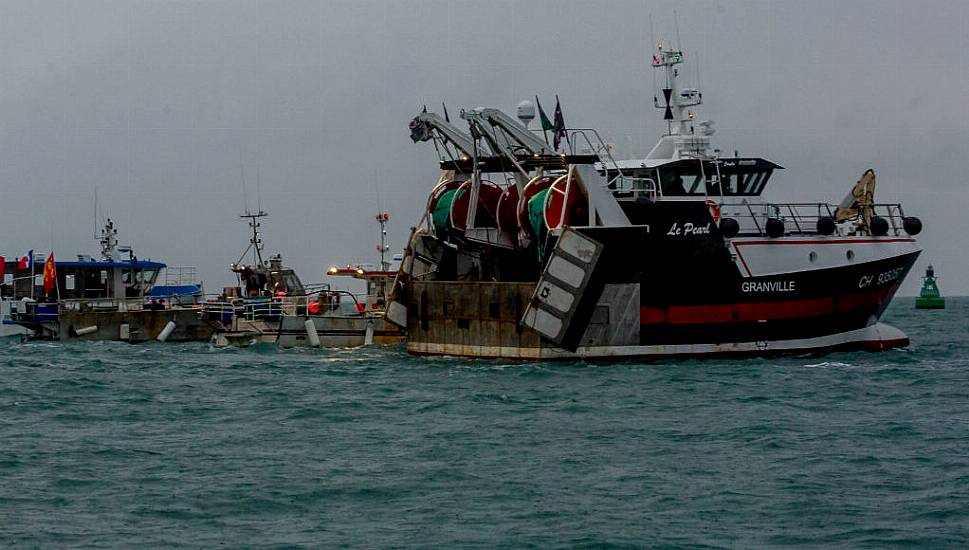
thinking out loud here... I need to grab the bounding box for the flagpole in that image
[535,96,550,146]
[553,95,567,153]
[55,255,61,303]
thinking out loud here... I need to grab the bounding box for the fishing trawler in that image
[207,211,404,348]
[9,220,209,342]
[386,41,923,359]
[203,210,310,346]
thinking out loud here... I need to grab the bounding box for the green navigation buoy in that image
[915,264,945,309]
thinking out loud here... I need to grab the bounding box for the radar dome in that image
[517,100,536,128]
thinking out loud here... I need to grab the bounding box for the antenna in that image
[256,166,262,213]
[240,152,249,215]
[695,51,702,99]
[674,10,682,52]
[649,13,656,78]
[374,169,382,214]
[649,13,657,147]
[93,187,98,240]
[235,155,268,267]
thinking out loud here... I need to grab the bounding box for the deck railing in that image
[199,290,378,323]
[611,176,660,201]
[164,266,198,286]
[719,202,909,237]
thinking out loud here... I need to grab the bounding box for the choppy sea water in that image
[1,298,967,548]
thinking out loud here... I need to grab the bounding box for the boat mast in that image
[652,43,701,137]
[99,218,119,261]
[375,212,390,271]
[237,209,268,267]
[649,33,715,161]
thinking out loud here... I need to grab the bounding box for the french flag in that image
[17,250,32,270]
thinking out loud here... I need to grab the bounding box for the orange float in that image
[449,180,502,231]
[495,185,520,234]
[543,175,589,230]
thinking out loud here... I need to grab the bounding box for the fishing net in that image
[527,188,550,261]
[432,188,460,238]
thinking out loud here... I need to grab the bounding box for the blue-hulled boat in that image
[4,220,210,342]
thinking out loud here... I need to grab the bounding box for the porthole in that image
[809,251,817,262]
[846,250,855,261]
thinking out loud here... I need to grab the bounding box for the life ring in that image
[705,199,721,224]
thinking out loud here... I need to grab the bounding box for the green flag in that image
[535,96,554,132]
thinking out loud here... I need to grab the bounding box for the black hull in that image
[399,221,920,359]
[637,253,918,345]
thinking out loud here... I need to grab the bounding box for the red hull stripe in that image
[641,287,895,325]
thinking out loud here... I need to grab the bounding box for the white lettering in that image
[684,222,710,235]
[742,280,797,293]
[667,222,711,236]
[877,267,904,285]
[859,268,904,289]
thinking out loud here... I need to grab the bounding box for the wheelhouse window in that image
[718,169,772,195]
[85,270,107,294]
[143,269,160,285]
[651,159,777,197]
[606,158,780,198]
[658,169,705,195]
[282,272,304,295]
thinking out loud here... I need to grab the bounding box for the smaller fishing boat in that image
[8,220,209,342]
[206,210,405,348]
[915,265,945,309]
[203,210,314,346]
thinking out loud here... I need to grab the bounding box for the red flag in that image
[0,256,5,280]
[17,255,28,270]
[43,253,56,296]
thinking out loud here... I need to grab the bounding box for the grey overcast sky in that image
[1,0,966,295]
